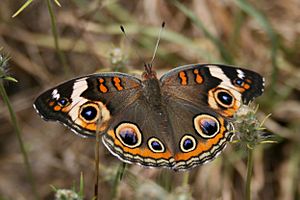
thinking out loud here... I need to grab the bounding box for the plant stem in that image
[111,163,126,199]
[94,123,101,200]
[0,83,39,200]
[46,0,71,76]
[94,104,105,200]
[245,147,254,200]
[182,171,190,187]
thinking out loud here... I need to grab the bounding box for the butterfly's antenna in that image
[150,21,165,66]
[120,25,146,67]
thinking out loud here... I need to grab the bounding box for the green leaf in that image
[50,185,58,192]
[12,0,34,18]
[53,0,61,7]
[79,172,84,200]
[3,76,18,83]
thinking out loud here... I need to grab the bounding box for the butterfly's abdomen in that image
[141,77,171,134]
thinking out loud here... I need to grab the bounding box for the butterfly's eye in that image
[194,114,220,139]
[115,123,142,148]
[79,103,100,123]
[180,135,196,153]
[148,137,165,153]
[57,98,69,107]
[214,89,234,108]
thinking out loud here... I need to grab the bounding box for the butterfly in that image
[33,63,264,171]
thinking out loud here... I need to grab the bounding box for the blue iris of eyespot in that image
[58,98,67,106]
[119,129,137,145]
[151,140,163,151]
[235,78,244,86]
[201,120,218,136]
[183,138,194,150]
[217,92,233,105]
[81,106,97,121]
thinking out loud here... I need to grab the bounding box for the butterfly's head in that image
[142,63,157,80]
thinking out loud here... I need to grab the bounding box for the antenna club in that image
[150,21,165,66]
[120,25,125,34]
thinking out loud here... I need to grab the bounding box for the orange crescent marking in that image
[174,118,227,161]
[113,77,124,91]
[243,83,250,90]
[179,71,188,85]
[86,123,96,131]
[107,130,173,160]
[220,100,240,117]
[246,79,253,83]
[49,101,55,106]
[61,105,71,112]
[75,120,88,130]
[193,69,203,84]
[74,120,108,132]
[99,78,105,83]
[53,105,61,111]
[100,84,108,93]
[236,87,246,93]
[99,78,108,93]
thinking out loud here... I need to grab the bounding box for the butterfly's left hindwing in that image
[34,73,142,137]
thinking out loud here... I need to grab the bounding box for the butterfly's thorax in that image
[141,77,163,108]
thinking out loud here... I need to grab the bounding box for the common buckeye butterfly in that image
[33,63,264,171]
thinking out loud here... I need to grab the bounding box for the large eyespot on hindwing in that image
[148,137,165,153]
[194,114,220,139]
[115,123,142,148]
[180,135,197,153]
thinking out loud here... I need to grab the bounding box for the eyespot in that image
[148,137,165,153]
[57,98,69,107]
[194,114,220,139]
[180,135,197,153]
[234,78,245,87]
[115,123,142,148]
[214,89,234,108]
[79,103,100,123]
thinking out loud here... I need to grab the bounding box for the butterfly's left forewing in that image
[34,73,142,137]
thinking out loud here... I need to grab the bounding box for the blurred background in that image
[0,0,299,199]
